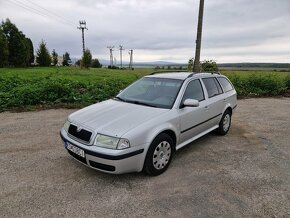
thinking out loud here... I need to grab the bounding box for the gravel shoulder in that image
[0,98,290,217]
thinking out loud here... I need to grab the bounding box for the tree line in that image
[0,18,102,68]
[0,18,34,67]
[35,43,102,68]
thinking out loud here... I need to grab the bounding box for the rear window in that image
[217,77,234,92]
[202,77,223,98]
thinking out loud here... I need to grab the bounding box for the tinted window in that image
[217,77,234,92]
[214,78,223,94]
[181,79,204,103]
[202,78,222,98]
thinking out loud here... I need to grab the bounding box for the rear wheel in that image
[216,110,232,135]
[144,133,173,176]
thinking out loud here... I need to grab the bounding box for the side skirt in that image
[175,125,219,150]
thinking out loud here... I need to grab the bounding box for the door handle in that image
[205,105,209,109]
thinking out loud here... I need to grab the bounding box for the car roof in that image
[145,72,223,80]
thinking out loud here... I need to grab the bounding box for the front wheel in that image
[144,133,173,176]
[216,110,232,135]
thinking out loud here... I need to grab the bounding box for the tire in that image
[144,133,174,176]
[216,110,232,135]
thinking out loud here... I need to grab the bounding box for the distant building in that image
[57,56,63,66]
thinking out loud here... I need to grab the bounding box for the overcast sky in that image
[1,0,290,63]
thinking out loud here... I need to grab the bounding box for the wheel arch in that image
[222,103,233,116]
[159,129,177,151]
[225,106,232,115]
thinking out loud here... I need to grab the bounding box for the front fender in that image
[122,110,180,153]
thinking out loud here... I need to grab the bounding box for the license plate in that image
[67,143,85,158]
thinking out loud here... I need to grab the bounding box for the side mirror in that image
[183,99,199,107]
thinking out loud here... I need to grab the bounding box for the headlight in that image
[63,120,70,132]
[94,134,130,150]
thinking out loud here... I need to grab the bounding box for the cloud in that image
[1,0,289,63]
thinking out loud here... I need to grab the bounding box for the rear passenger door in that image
[201,77,225,128]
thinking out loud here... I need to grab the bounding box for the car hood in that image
[69,99,168,138]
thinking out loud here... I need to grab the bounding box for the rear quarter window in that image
[217,77,234,92]
[202,77,223,98]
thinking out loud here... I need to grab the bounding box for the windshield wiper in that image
[113,96,126,102]
[129,100,157,108]
[114,97,157,108]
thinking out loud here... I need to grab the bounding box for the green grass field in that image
[0,67,290,112]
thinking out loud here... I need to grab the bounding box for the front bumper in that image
[60,129,147,174]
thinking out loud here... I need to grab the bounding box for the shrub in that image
[227,73,287,97]
[285,75,290,89]
[91,59,102,68]
[201,60,218,72]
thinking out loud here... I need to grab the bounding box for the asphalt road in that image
[0,98,290,218]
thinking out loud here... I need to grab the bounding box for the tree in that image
[201,60,219,72]
[81,48,92,68]
[62,52,71,66]
[1,18,31,67]
[75,59,81,66]
[91,58,102,68]
[36,40,51,66]
[188,58,193,71]
[26,37,34,64]
[52,49,58,66]
[0,28,9,67]
[22,37,33,66]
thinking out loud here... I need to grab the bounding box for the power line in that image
[23,0,75,26]
[8,0,54,21]
[7,0,75,28]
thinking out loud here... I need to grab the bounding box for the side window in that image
[217,77,234,92]
[181,79,205,103]
[202,78,223,98]
[214,78,223,94]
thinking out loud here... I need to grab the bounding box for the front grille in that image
[67,150,87,165]
[68,124,92,143]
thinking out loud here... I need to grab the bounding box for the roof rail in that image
[187,73,195,78]
[150,70,189,75]
[210,71,221,75]
[186,71,221,78]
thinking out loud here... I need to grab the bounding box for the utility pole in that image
[119,45,124,68]
[107,46,114,67]
[128,49,134,70]
[77,20,88,55]
[193,0,205,73]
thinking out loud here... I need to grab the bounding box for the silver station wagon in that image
[60,72,237,175]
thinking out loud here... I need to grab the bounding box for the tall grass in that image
[226,73,288,97]
[0,67,289,111]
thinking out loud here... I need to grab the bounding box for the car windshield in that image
[116,77,183,109]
